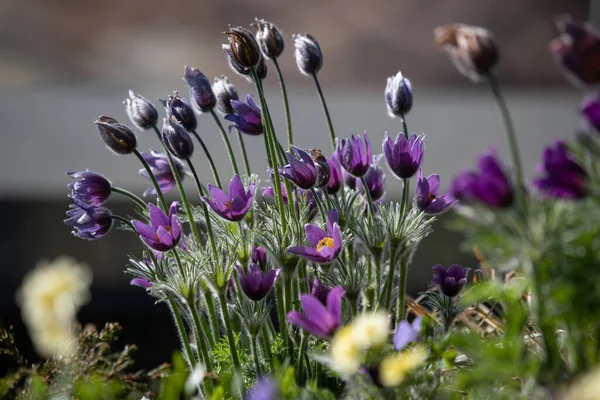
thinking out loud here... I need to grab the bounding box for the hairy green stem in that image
[133,149,167,212]
[261,327,274,372]
[273,57,293,148]
[360,176,375,220]
[275,282,291,361]
[251,334,262,377]
[235,128,252,176]
[167,298,196,369]
[310,188,327,221]
[218,291,242,373]
[190,129,222,188]
[395,259,409,322]
[111,215,136,231]
[186,158,218,258]
[111,187,147,209]
[399,115,411,219]
[296,333,308,383]
[312,73,336,150]
[210,110,240,176]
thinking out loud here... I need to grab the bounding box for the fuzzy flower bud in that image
[254,18,285,59]
[434,24,499,82]
[213,75,239,115]
[124,90,158,130]
[293,34,323,75]
[94,116,137,155]
[159,93,197,131]
[224,26,261,69]
[161,117,194,160]
[385,71,413,117]
[183,66,216,113]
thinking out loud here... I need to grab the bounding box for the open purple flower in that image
[130,278,153,288]
[279,146,318,189]
[450,151,513,208]
[533,140,588,199]
[287,286,345,338]
[415,170,455,214]
[132,202,182,252]
[225,94,263,136]
[67,170,112,207]
[382,133,424,179]
[64,202,113,240]
[336,132,372,178]
[356,155,386,201]
[236,264,278,301]
[139,151,185,196]
[203,174,256,222]
[394,317,422,351]
[288,209,342,264]
[431,264,471,297]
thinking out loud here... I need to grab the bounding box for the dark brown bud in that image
[310,149,331,188]
[254,18,285,59]
[94,116,137,155]
[434,24,499,82]
[161,117,194,159]
[224,27,261,69]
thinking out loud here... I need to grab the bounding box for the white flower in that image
[329,325,361,376]
[350,312,390,350]
[16,256,92,357]
[379,347,428,387]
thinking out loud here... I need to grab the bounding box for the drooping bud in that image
[223,46,267,82]
[94,116,137,155]
[385,72,413,117]
[124,90,158,130]
[254,18,285,59]
[255,56,268,80]
[293,34,323,76]
[161,117,194,159]
[213,75,239,115]
[310,149,331,188]
[183,66,216,113]
[159,92,197,131]
[224,26,261,69]
[434,24,499,82]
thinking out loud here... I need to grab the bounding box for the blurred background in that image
[0,0,590,369]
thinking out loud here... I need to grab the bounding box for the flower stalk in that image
[133,149,168,212]
[190,129,222,188]
[312,73,336,150]
[210,110,240,176]
[273,57,293,148]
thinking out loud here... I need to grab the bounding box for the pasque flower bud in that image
[434,24,499,82]
[213,75,239,115]
[310,149,331,188]
[159,92,197,131]
[124,90,158,130]
[95,116,137,155]
[183,66,216,113]
[385,72,413,117]
[224,26,261,69]
[293,34,323,75]
[254,18,285,59]
[161,117,194,159]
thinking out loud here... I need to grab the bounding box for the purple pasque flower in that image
[415,170,455,214]
[279,146,318,189]
[130,278,153,288]
[64,202,113,240]
[394,317,422,351]
[67,170,112,207]
[139,151,185,196]
[336,132,372,178]
[183,66,216,112]
[288,209,342,264]
[132,202,182,252]
[332,150,356,189]
[450,150,514,208]
[225,94,263,136]
[382,133,424,179]
[325,155,342,194]
[533,140,588,199]
[262,182,289,204]
[307,278,330,305]
[581,95,600,132]
[202,174,256,222]
[236,263,278,301]
[431,264,471,298]
[356,154,386,201]
[287,286,345,338]
[250,245,267,267]
[247,377,278,400]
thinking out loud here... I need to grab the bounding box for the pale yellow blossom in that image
[329,325,362,376]
[350,312,390,350]
[379,347,428,387]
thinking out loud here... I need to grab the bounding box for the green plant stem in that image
[133,149,168,212]
[273,57,293,148]
[188,295,214,367]
[261,327,274,371]
[235,128,252,176]
[151,125,201,244]
[218,291,242,373]
[275,282,291,361]
[111,215,136,231]
[251,334,262,377]
[204,290,221,346]
[310,188,327,221]
[400,115,410,219]
[381,248,399,311]
[210,110,240,176]
[312,73,336,150]
[168,298,196,368]
[283,274,295,360]
[111,187,147,209]
[396,258,409,322]
[296,333,308,383]
[488,75,524,205]
[186,158,218,258]
[190,129,222,188]
[360,176,375,220]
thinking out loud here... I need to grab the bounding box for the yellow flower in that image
[16,257,92,357]
[350,312,389,350]
[330,325,361,376]
[379,347,428,388]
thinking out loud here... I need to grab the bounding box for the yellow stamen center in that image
[428,192,436,201]
[316,237,335,252]
[225,200,233,209]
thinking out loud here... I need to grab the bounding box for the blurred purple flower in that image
[139,151,185,196]
[225,94,263,135]
[287,286,345,338]
[236,263,278,301]
[394,317,422,351]
[64,203,113,240]
[431,264,471,297]
[533,140,588,199]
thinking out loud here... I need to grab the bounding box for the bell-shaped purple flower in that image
[382,133,424,179]
[336,132,372,178]
[307,278,330,305]
[385,71,413,117]
[581,95,600,132]
[279,146,318,190]
[132,202,182,252]
[225,94,263,136]
[394,317,422,351]
[138,151,185,196]
[287,286,345,338]
[332,150,356,189]
[64,203,113,240]
[130,278,153,288]
[67,170,112,207]
[533,140,588,199]
[415,170,455,214]
[325,155,342,194]
[250,245,267,267]
[356,155,386,201]
[183,66,216,113]
[288,209,342,264]
[202,175,256,222]
[236,263,278,301]
[450,151,514,208]
[159,93,197,131]
[431,264,471,298]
